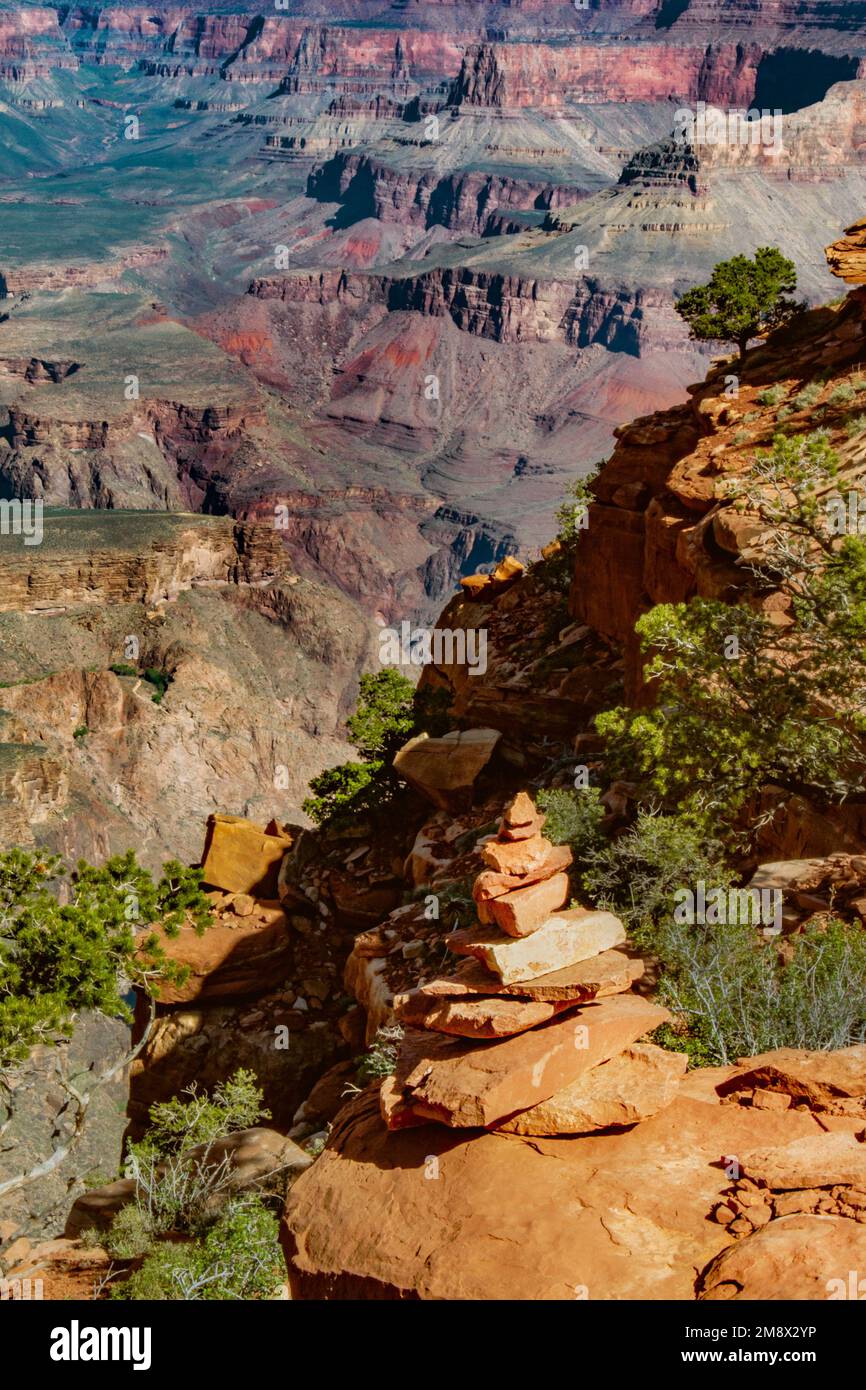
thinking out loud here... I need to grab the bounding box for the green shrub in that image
[108,663,138,678]
[536,786,606,869]
[595,432,866,842]
[654,917,866,1065]
[355,1024,403,1084]
[346,669,416,759]
[123,1070,271,1238]
[302,759,388,827]
[143,668,169,696]
[112,1197,283,1301]
[540,463,604,591]
[793,382,822,411]
[845,414,866,438]
[756,385,784,406]
[139,1069,269,1158]
[72,725,88,741]
[828,382,855,406]
[303,671,453,827]
[582,810,730,941]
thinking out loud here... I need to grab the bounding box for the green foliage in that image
[755,385,784,406]
[137,1069,269,1159]
[544,465,604,590]
[675,247,800,360]
[828,382,855,406]
[303,670,454,827]
[122,1070,270,1238]
[654,917,866,1065]
[536,787,606,874]
[112,1197,283,1301]
[582,810,730,942]
[72,725,88,741]
[596,432,866,842]
[346,669,416,760]
[0,849,213,1069]
[355,1024,403,1085]
[793,382,822,411]
[108,663,138,678]
[102,1204,153,1261]
[845,414,866,438]
[555,471,600,547]
[143,668,169,697]
[302,759,387,828]
[93,1071,281,1302]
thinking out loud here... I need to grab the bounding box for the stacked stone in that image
[382,792,685,1133]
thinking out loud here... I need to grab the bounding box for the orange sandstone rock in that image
[418,949,643,1002]
[487,871,571,937]
[497,1043,688,1135]
[382,994,671,1129]
[393,989,574,1039]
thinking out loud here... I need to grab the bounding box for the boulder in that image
[393,990,574,1039]
[392,728,502,812]
[381,994,671,1129]
[741,1132,866,1190]
[498,1043,688,1135]
[717,1044,866,1112]
[488,872,571,938]
[448,908,626,983]
[200,813,292,897]
[282,1090,822,1300]
[700,1213,866,1299]
[459,556,524,601]
[418,949,643,1002]
[148,909,293,1003]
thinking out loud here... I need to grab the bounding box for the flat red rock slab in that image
[473,845,573,901]
[498,811,546,842]
[418,949,644,1002]
[381,993,671,1129]
[448,907,626,983]
[393,988,576,1039]
[502,791,537,827]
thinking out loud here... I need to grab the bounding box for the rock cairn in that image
[382,792,685,1133]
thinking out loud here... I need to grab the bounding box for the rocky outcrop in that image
[281,1078,831,1299]
[827,215,866,283]
[0,511,374,866]
[569,273,866,702]
[307,151,588,236]
[0,513,285,615]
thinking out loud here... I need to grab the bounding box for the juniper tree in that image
[675,247,801,362]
